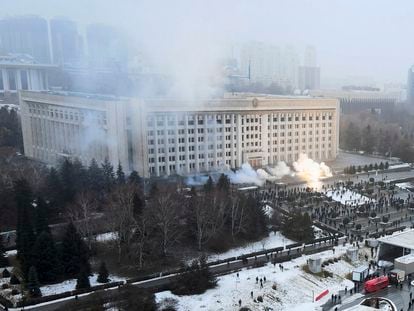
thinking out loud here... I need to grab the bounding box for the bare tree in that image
[67,191,98,250]
[107,184,138,262]
[229,195,247,239]
[134,212,149,269]
[149,192,182,256]
[190,195,213,251]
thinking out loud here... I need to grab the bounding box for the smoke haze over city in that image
[2,0,414,86]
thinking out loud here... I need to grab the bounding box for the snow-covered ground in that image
[5,249,17,257]
[40,273,126,296]
[95,232,117,242]
[207,231,294,262]
[157,245,356,311]
[325,188,371,206]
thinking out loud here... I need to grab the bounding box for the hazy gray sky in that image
[2,0,414,84]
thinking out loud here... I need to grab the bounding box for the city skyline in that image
[2,0,414,85]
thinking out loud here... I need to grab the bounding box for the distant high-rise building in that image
[407,65,414,106]
[50,18,83,65]
[297,46,320,91]
[86,24,128,70]
[298,66,320,91]
[0,16,51,63]
[304,45,317,67]
[239,42,298,88]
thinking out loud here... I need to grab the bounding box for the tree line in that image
[0,106,22,151]
[340,109,414,162]
[2,157,270,279]
[343,162,389,174]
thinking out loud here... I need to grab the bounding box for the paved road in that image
[2,239,341,310]
[330,282,413,311]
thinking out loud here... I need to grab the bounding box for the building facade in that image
[310,89,398,114]
[20,91,339,178]
[0,55,56,94]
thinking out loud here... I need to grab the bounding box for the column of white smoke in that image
[293,153,332,182]
[268,161,292,179]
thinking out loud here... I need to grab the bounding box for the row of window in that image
[146,112,335,128]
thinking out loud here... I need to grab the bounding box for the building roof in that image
[395,253,414,264]
[378,230,414,249]
[0,54,58,69]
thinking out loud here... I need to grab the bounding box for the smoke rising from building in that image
[185,153,332,187]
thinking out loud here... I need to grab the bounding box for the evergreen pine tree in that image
[0,235,8,267]
[101,157,115,191]
[10,274,20,285]
[76,266,91,290]
[34,197,50,235]
[32,231,61,283]
[379,162,385,170]
[88,158,104,193]
[45,167,63,209]
[203,176,213,192]
[149,182,159,197]
[132,192,144,218]
[2,268,10,278]
[59,159,76,203]
[60,222,91,278]
[374,163,379,170]
[27,266,42,298]
[116,162,126,184]
[14,179,35,280]
[97,261,109,283]
[217,174,230,193]
[128,171,141,185]
[385,162,389,169]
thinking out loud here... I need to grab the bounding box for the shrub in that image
[1,284,9,289]
[9,274,20,285]
[257,295,263,302]
[272,284,277,290]
[97,262,109,283]
[172,256,217,295]
[370,212,377,218]
[11,289,19,295]
[356,224,362,230]
[2,268,10,278]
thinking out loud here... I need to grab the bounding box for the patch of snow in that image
[95,232,117,242]
[158,245,355,311]
[40,274,125,296]
[5,249,17,257]
[262,204,274,218]
[389,163,411,169]
[325,188,371,206]
[207,231,294,262]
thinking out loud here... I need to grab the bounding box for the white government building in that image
[19,91,339,178]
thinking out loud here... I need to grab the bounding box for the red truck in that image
[364,276,389,293]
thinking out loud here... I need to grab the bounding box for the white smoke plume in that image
[293,153,332,182]
[226,163,265,186]
[267,161,292,179]
[184,154,333,187]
